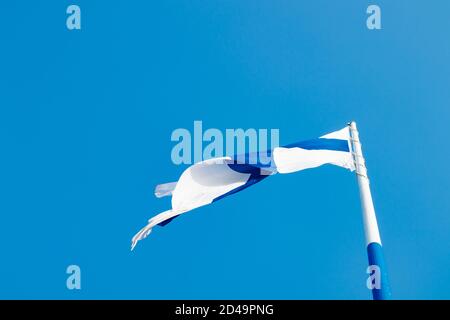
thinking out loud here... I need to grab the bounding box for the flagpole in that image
[348,121,391,300]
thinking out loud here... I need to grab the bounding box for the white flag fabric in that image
[273,127,355,173]
[131,126,355,250]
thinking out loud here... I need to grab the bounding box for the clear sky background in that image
[1,1,449,299]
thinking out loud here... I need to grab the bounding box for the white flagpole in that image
[348,121,391,300]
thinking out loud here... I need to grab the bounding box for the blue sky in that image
[1,1,449,299]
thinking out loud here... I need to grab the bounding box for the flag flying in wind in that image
[131,126,355,250]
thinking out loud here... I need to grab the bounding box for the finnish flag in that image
[131,126,355,250]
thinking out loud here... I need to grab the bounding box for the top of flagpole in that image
[348,121,369,180]
[348,121,381,245]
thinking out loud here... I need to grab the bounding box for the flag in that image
[131,126,355,250]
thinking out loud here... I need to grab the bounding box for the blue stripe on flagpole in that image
[367,242,391,300]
